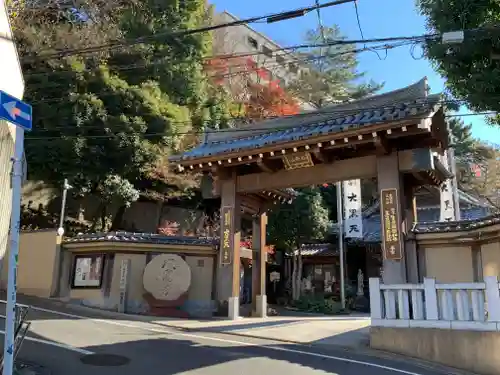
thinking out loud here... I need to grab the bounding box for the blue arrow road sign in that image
[0,91,32,131]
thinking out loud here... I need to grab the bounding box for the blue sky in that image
[211,0,500,143]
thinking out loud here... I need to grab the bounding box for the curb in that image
[36,300,478,375]
[163,327,479,375]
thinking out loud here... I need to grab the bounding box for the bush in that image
[292,295,347,315]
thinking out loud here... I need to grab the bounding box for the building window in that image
[276,54,285,65]
[72,254,105,288]
[289,63,299,74]
[262,45,273,58]
[247,36,258,49]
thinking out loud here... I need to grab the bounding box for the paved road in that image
[0,299,462,375]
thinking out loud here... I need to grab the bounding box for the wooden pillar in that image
[403,181,419,283]
[217,173,241,319]
[251,211,267,317]
[377,153,407,284]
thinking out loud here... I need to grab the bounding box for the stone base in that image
[354,295,370,313]
[228,296,239,320]
[143,292,189,318]
[253,295,267,318]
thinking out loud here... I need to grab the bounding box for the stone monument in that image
[142,254,192,317]
[354,268,370,312]
[357,269,364,296]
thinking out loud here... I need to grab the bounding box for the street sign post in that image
[0,90,32,375]
[0,91,32,131]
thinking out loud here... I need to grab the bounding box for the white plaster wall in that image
[0,0,25,272]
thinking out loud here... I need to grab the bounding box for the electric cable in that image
[23,110,498,141]
[26,0,356,61]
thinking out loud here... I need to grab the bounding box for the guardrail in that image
[369,276,500,331]
[0,302,31,371]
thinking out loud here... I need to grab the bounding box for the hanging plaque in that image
[282,152,314,170]
[220,206,233,266]
[380,188,403,261]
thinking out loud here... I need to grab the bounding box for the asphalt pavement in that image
[0,299,472,375]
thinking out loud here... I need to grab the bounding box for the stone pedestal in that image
[254,295,267,318]
[228,296,239,320]
[354,295,370,313]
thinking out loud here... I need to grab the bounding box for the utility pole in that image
[336,182,346,309]
[57,179,72,236]
[448,147,461,220]
[314,2,346,309]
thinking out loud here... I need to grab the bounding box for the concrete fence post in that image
[369,278,382,319]
[484,276,500,321]
[423,278,438,320]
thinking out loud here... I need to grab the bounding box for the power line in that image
[23,110,498,141]
[25,43,403,92]
[26,86,497,116]
[22,8,498,64]
[352,0,386,60]
[24,40,385,81]
[23,36,418,84]
[27,0,355,61]
[25,94,485,125]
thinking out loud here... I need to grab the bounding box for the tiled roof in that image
[359,207,492,242]
[63,232,216,246]
[170,78,440,161]
[293,243,339,257]
[412,212,500,233]
[457,189,492,207]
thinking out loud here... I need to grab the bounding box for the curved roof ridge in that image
[318,77,429,113]
[204,77,432,145]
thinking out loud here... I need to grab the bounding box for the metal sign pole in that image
[0,90,32,375]
[57,179,72,236]
[336,181,346,310]
[3,125,24,375]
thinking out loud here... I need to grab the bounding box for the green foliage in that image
[292,295,347,315]
[267,187,331,252]
[449,117,493,164]
[287,26,383,107]
[417,0,500,124]
[111,0,212,109]
[13,0,221,228]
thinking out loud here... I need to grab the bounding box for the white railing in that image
[369,276,500,331]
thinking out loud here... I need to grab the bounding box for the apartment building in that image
[0,0,26,270]
[212,11,302,89]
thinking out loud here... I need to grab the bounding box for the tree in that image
[12,0,216,230]
[267,187,330,299]
[461,147,500,209]
[205,56,300,121]
[449,118,493,166]
[417,0,500,124]
[286,26,383,108]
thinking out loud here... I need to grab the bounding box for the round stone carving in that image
[143,254,191,301]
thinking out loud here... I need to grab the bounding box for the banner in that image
[343,179,363,238]
[440,150,456,222]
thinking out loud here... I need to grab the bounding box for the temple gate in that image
[170,78,451,319]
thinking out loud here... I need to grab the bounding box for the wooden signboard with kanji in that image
[380,188,403,261]
[282,152,314,170]
[220,206,233,266]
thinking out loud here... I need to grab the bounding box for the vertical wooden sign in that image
[118,259,131,313]
[380,188,403,261]
[220,206,233,266]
